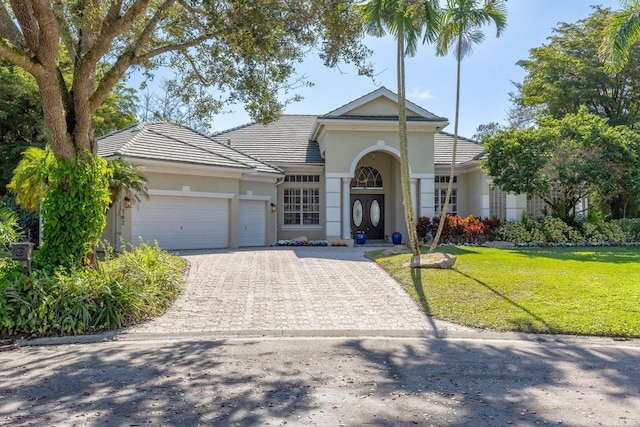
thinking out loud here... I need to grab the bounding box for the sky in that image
[131,0,623,139]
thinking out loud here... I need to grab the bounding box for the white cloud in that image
[408,88,434,100]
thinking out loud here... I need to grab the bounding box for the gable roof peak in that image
[322,86,446,122]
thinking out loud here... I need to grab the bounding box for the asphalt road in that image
[1,335,639,426]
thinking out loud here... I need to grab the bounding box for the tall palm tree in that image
[429,0,506,254]
[600,0,640,73]
[361,0,440,267]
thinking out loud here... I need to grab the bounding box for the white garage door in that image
[239,200,266,247]
[132,196,228,250]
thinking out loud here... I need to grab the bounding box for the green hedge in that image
[498,215,634,244]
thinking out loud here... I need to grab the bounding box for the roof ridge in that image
[437,130,479,144]
[117,122,150,156]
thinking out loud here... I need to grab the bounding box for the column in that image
[325,177,342,239]
[419,176,435,218]
[410,178,418,222]
[342,178,351,239]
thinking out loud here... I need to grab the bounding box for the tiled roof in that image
[434,131,485,165]
[214,115,323,164]
[97,122,282,175]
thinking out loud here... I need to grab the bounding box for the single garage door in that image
[132,195,228,250]
[239,200,266,247]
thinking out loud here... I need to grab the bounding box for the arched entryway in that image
[349,150,403,241]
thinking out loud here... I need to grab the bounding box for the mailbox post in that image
[11,242,34,276]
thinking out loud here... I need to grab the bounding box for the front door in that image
[351,194,384,240]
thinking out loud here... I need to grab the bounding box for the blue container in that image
[355,233,366,245]
[392,232,402,245]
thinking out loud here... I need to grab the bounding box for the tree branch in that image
[0,2,25,48]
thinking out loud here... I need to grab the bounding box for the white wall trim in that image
[148,189,235,199]
[349,145,408,176]
[238,195,272,201]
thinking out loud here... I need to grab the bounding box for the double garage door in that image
[131,196,266,250]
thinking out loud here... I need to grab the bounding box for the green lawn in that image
[370,246,640,337]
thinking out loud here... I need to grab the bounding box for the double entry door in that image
[350,194,384,240]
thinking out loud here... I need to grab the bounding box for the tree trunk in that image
[430,35,462,253]
[397,32,421,267]
[610,195,626,219]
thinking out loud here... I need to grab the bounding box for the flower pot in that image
[355,233,366,245]
[392,232,402,245]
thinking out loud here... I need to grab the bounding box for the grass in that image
[370,246,640,338]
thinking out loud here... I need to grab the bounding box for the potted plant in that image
[355,230,366,245]
[392,230,402,245]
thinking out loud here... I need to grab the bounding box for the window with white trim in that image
[434,188,458,216]
[283,174,321,226]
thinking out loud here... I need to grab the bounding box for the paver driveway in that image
[124,246,467,337]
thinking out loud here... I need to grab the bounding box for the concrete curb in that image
[14,328,640,348]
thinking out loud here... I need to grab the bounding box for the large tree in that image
[429,0,506,254]
[361,0,440,267]
[515,6,640,128]
[0,59,138,194]
[0,1,371,267]
[482,108,640,222]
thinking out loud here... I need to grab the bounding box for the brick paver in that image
[124,246,469,337]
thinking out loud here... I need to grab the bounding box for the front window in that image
[283,185,320,226]
[434,188,458,216]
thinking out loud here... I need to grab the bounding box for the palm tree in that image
[8,148,147,211]
[600,0,640,73]
[7,146,52,213]
[107,158,149,208]
[429,0,506,254]
[361,0,440,267]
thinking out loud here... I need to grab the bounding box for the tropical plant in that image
[0,204,22,251]
[600,0,640,73]
[6,146,52,213]
[9,148,148,212]
[107,158,149,208]
[361,0,440,267]
[429,0,507,254]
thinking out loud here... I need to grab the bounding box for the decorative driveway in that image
[123,246,470,337]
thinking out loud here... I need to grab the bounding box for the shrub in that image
[0,205,22,252]
[0,241,186,338]
[415,216,432,241]
[616,218,640,241]
[416,215,501,245]
[581,219,625,242]
[542,216,582,243]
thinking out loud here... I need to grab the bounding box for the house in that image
[99,87,528,250]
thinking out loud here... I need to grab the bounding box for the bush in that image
[499,215,632,244]
[616,218,640,241]
[416,215,502,245]
[0,241,186,338]
[580,219,625,242]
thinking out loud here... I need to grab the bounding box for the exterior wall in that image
[320,128,435,176]
[458,169,491,218]
[103,165,278,249]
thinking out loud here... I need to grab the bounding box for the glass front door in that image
[350,194,384,240]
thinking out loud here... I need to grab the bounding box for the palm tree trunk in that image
[429,35,462,253]
[397,32,421,267]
